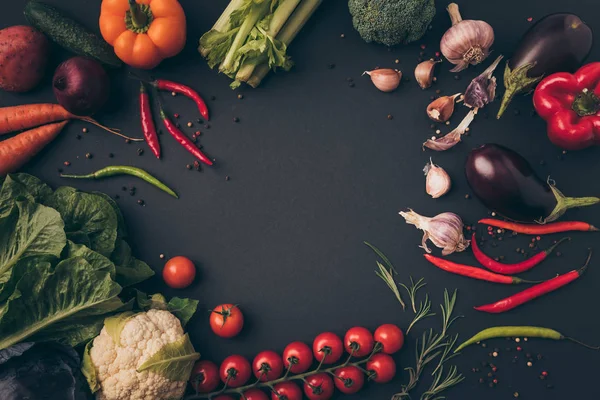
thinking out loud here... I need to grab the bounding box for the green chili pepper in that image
[61,166,178,198]
[455,326,599,353]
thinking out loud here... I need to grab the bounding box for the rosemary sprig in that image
[365,242,406,310]
[406,293,434,334]
[392,290,461,400]
[421,365,465,400]
[400,276,427,313]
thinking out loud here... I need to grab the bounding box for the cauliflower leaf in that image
[137,333,200,381]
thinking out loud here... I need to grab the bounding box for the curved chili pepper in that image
[454,326,600,353]
[479,218,598,234]
[139,83,160,159]
[474,250,592,314]
[533,62,600,150]
[154,79,210,121]
[61,166,178,198]
[159,106,213,166]
[423,254,538,284]
[471,234,570,275]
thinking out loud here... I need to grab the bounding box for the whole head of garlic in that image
[424,159,451,198]
[399,209,470,255]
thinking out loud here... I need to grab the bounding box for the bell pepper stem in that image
[497,62,543,119]
[128,0,148,29]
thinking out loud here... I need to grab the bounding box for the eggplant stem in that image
[497,62,543,119]
[545,185,600,223]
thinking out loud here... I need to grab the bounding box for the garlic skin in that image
[423,109,476,151]
[399,209,470,255]
[464,55,503,109]
[363,69,402,92]
[440,3,494,72]
[424,158,451,198]
[414,59,441,89]
[426,93,461,122]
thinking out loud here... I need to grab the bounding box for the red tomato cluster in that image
[190,324,404,400]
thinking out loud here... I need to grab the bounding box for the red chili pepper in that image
[139,83,160,159]
[154,79,210,121]
[471,234,570,275]
[478,218,598,235]
[159,107,213,166]
[474,250,591,313]
[423,254,537,284]
[533,62,600,150]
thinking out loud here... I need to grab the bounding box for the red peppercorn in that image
[435,51,440,57]
[493,379,498,384]
[527,17,533,22]
[517,346,522,351]
[488,226,493,231]
[174,113,180,118]
[492,367,497,372]
[542,371,548,376]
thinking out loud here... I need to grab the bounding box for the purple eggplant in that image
[465,144,599,222]
[497,13,592,118]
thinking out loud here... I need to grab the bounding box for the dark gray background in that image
[3,0,600,398]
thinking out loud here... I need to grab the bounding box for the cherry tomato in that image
[366,353,397,383]
[271,382,302,400]
[312,332,343,364]
[334,366,365,394]
[162,256,196,289]
[344,326,375,357]
[374,324,404,354]
[283,341,313,374]
[243,389,269,400]
[210,304,244,338]
[252,350,284,381]
[219,355,251,388]
[189,360,220,393]
[303,373,334,400]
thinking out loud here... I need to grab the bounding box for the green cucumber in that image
[24,1,121,68]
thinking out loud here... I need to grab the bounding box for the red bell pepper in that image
[533,62,600,150]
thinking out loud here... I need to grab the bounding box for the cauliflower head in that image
[87,309,198,400]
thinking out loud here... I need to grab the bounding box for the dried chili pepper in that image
[455,326,600,352]
[159,106,213,166]
[61,166,178,198]
[139,83,160,159]
[423,254,539,284]
[471,234,570,275]
[153,79,210,121]
[474,250,591,313]
[479,219,598,235]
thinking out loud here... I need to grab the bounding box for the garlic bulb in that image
[426,93,461,122]
[363,69,402,92]
[414,59,441,89]
[424,159,451,198]
[440,3,494,72]
[399,209,470,255]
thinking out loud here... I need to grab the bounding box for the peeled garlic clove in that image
[424,158,451,198]
[426,93,461,122]
[363,69,402,92]
[414,59,441,89]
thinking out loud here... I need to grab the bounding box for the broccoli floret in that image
[348,0,436,46]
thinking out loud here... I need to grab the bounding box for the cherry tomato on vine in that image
[283,341,313,374]
[374,324,404,354]
[303,373,334,400]
[271,381,302,400]
[210,304,244,338]
[219,355,251,388]
[344,326,375,357]
[162,256,196,288]
[189,360,220,393]
[252,350,284,381]
[334,366,365,394]
[312,332,343,364]
[243,388,269,400]
[366,353,397,383]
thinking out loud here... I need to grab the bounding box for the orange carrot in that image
[0,104,142,141]
[0,121,68,176]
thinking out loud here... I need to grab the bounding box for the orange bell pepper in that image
[99,0,186,69]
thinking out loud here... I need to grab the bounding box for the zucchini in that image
[24,1,121,68]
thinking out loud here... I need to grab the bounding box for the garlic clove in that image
[424,158,451,198]
[423,109,476,151]
[363,68,402,92]
[426,93,461,122]
[414,59,441,89]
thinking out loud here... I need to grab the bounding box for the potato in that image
[0,25,49,92]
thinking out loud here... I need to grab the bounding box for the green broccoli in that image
[348,0,436,46]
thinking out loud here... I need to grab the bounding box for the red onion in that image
[53,57,109,116]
